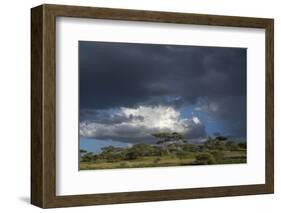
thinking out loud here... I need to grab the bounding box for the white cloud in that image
[80,105,205,143]
[192,117,201,124]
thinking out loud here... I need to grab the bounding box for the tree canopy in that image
[152,132,186,144]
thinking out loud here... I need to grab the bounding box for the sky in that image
[79,41,246,151]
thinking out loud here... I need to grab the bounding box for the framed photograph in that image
[31,4,274,208]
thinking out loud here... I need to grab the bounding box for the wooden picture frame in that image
[31,4,274,208]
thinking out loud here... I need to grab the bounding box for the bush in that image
[153,157,161,164]
[182,144,199,152]
[81,152,94,162]
[195,153,216,165]
[119,162,130,167]
[204,138,226,150]
[130,143,155,156]
[124,150,139,160]
[152,146,169,156]
[176,151,189,159]
[210,150,225,163]
[238,142,247,149]
[225,141,239,151]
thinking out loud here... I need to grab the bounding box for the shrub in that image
[124,150,139,160]
[204,137,226,150]
[225,141,239,151]
[81,152,94,162]
[176,151,189,159]
[182,144,199,152]
[119,162,129,167]
[238,142,247,149]
[210,150,225,163]
[153,157,161,164]
[130,143,155,156]
[195,153,216,165]
[80,149,87,154]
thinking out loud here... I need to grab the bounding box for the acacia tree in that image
[152,132,186,144]
[204,136,228,150]
[100,146,125,162]
[80,149,87,154]
[79,149,87,162]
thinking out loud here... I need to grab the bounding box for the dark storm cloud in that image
[80,109,144,125]
[79,41,246,138]
[195,96,246,137]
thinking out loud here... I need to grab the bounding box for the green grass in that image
[80,156,194,170]
[80,150,246,170]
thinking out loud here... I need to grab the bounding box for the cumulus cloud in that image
[80,106,206,143]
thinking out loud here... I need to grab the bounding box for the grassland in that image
[80,150,246,170]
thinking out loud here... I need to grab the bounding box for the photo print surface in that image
[79,41,247,170]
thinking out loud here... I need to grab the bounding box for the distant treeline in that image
[80,132,246,165]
